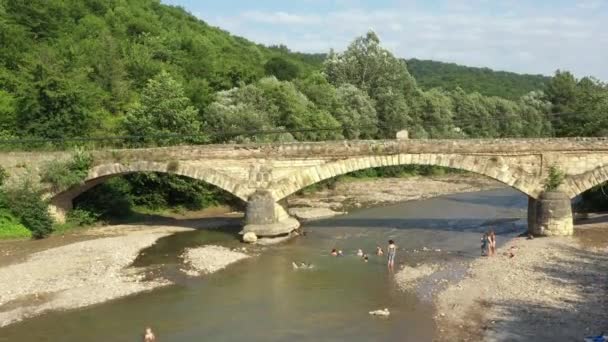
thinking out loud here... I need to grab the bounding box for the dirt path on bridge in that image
[433,222,608,341]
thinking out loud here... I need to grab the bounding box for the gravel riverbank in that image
[288,174,503,219]
[433,225,608,341]
[181,245,250,276]
[0,226,192,327]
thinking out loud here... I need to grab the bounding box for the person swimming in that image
[363,254,369,262]
[338,249,344,256]
[356,249,364,257]
[330,248,338,256]
[376,246,384,256]
[143,327,156,342]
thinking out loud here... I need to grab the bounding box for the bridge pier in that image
[528,192,573,236]
[242,190,300,239]
[48,196,72,224]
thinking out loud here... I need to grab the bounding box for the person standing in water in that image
[488,230,496,256]
[481,232,489,256]
[387,240,396,269]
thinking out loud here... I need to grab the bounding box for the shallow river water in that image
[0,188,527,341]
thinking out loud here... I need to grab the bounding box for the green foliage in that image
[407,59,550,100]
[66,208,98,227]
[73,177,133,220]
[544,166,565,191]
[264,57,300,81]
[2,180,54,239]
[0,166,8,186]
[0,209,32,239]
[124,71,204,146]
[41,148,92,192]
[546,71,608,137]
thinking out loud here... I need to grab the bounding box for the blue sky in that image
[163,0,607,80]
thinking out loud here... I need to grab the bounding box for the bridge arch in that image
[269,153,540,201]
[48,161,247,221]
[563,164,608,199]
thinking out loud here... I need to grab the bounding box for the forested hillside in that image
[407,59,551,100]
[0,0,322,142]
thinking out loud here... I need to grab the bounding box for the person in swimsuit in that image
[376,246,384,256]
[356,249,364,257]
[481,233,489,256]
[143,327,156,342]
[330,248,338,256]
[489,230,496,256]
[387,240,396,269]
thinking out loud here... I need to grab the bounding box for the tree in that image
[324,31,418,137]
[264,56,300,81]
[16,63,93,140]
[324,31,417,99]
[334,84,378,139]
[124,70,204,146]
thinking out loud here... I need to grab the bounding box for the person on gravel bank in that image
[488,230,496,256]
[481,232,490,256]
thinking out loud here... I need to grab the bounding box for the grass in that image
[0,209,32,240]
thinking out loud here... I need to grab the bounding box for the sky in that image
[162,0,608,80]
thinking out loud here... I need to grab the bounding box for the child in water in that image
[363,254,369,262]
[376,246,384,256]
[330,249,338,256]
[356,249,364,257]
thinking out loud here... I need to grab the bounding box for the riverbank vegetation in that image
[1,0,608,233]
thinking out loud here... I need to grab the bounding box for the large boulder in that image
[242,232,258,243]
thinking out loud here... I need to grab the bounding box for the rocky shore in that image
[433,225,608,341]
[287,174,503,220]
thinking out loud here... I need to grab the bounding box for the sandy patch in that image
[288,174,503,210]
[181,245,249,276]
[395,264,441,291]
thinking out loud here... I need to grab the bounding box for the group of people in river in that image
[330,239,397,269]
[481,229,497,256]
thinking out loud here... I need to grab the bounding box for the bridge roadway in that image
[3,137,608,239]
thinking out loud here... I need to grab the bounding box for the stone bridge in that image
[3,138,608,239]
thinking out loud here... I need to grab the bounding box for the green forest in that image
[406,59,551,100]
[1,0,608,238]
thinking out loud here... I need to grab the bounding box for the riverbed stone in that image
[242,232,258,243]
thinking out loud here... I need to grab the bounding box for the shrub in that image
[73,177,133,220]
[4,183,54,239]
[544,166,565,191]
[42,148,93,192]
[66,208,98,226]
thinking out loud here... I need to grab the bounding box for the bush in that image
[4,183,54,239]
[544,166,565,191]
[66,208,98,226]
[74,177,133,220]
[42,148,93,192]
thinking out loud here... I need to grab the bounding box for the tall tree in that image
[124,70,203,146]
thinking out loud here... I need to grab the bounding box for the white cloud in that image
[201,3,607,80]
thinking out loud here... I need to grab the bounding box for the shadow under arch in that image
[269,153,538,201]
[48,162,247,222]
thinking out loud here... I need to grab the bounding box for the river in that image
[0,188,527,341]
